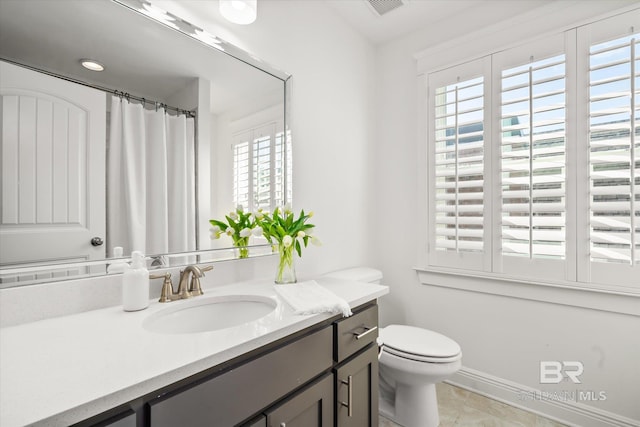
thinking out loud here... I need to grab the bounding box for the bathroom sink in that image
[143,295,277,334]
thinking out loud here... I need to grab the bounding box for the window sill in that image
[414,267,640,316]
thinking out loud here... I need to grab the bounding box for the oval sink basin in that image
[143,295,277,334]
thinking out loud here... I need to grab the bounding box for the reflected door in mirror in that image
[0,62,106,269]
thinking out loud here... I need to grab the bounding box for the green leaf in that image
[209,219,227,229]
[295,239,302,257]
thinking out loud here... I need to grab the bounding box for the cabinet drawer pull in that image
[353,325,377,340]
[340,375,353,417]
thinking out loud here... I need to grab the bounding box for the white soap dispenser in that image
[122,251,149,311]
[107,246,128,274]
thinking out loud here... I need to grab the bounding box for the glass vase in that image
[234,237,249,259]
[275,244,296,284]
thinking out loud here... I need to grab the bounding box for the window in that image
[427,10,639,290]
[232,122,291,212]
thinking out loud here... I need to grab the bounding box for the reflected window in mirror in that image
[232,120,292,213]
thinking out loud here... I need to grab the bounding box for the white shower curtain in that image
[107,97,196,259]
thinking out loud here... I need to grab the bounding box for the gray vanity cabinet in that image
[76,302,379,427]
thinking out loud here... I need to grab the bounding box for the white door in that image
[0,61,106,269]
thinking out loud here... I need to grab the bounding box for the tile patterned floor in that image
[379,383,568,427]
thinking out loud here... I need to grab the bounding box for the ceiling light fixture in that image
[219,0,257,25]
[80,59,104,71]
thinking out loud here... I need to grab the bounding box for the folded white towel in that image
[274,280,353,317]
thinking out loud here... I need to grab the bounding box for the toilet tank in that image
[323,267,383,284]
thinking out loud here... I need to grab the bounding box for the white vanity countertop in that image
[0,278,388,427]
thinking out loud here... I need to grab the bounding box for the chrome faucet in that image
[150,264,213,303]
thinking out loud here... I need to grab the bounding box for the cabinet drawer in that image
[148,326,333,427]
[334,304,378,362]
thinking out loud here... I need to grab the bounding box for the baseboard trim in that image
[447,367,639,427]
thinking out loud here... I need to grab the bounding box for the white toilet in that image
[323,267,462,427]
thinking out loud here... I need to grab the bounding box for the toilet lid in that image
[380,325,461,361]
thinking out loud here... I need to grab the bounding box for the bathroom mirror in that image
[0,0,291,287]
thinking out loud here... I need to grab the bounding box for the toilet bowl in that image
[379,324,461,427]
[322,267,462,427]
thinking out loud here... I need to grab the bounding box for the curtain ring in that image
[124,93,131,103]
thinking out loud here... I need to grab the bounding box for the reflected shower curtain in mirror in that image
[107,97,196,259]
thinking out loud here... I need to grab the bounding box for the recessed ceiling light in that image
[80,59,104,72]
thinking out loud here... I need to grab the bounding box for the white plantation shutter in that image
[588,33,639,266]
[233,135,250,209]
[434,77,485,251]
[252,124,274,211]
[428,58,489,271]
[273,130,292,208]
[500,54,566,260]
[274,131,285,207]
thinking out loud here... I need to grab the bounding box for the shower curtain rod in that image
[2,58,196,118]
[111,90,196,118]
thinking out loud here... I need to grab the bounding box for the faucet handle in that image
[189,264,213,296]
[199,264,214,274]
[150,272,175,303]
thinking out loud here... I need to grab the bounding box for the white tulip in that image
[297,231,306,239]
[283,235,293,247]
[310,236,322,246]
[225,227,234,236]
[209,226,222,240]
[252,227,264,237]
[229,211,238,220]
[239,228,252,238]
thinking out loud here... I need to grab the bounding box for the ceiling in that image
[323,0,556,45]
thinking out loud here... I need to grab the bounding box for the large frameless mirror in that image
[0,0,291,287]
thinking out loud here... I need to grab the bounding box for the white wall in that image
[373,1,640,426]
[159,0,377,279]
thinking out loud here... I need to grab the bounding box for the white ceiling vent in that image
[366,0,406,16]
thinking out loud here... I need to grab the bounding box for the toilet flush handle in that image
[353,325,378,340]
